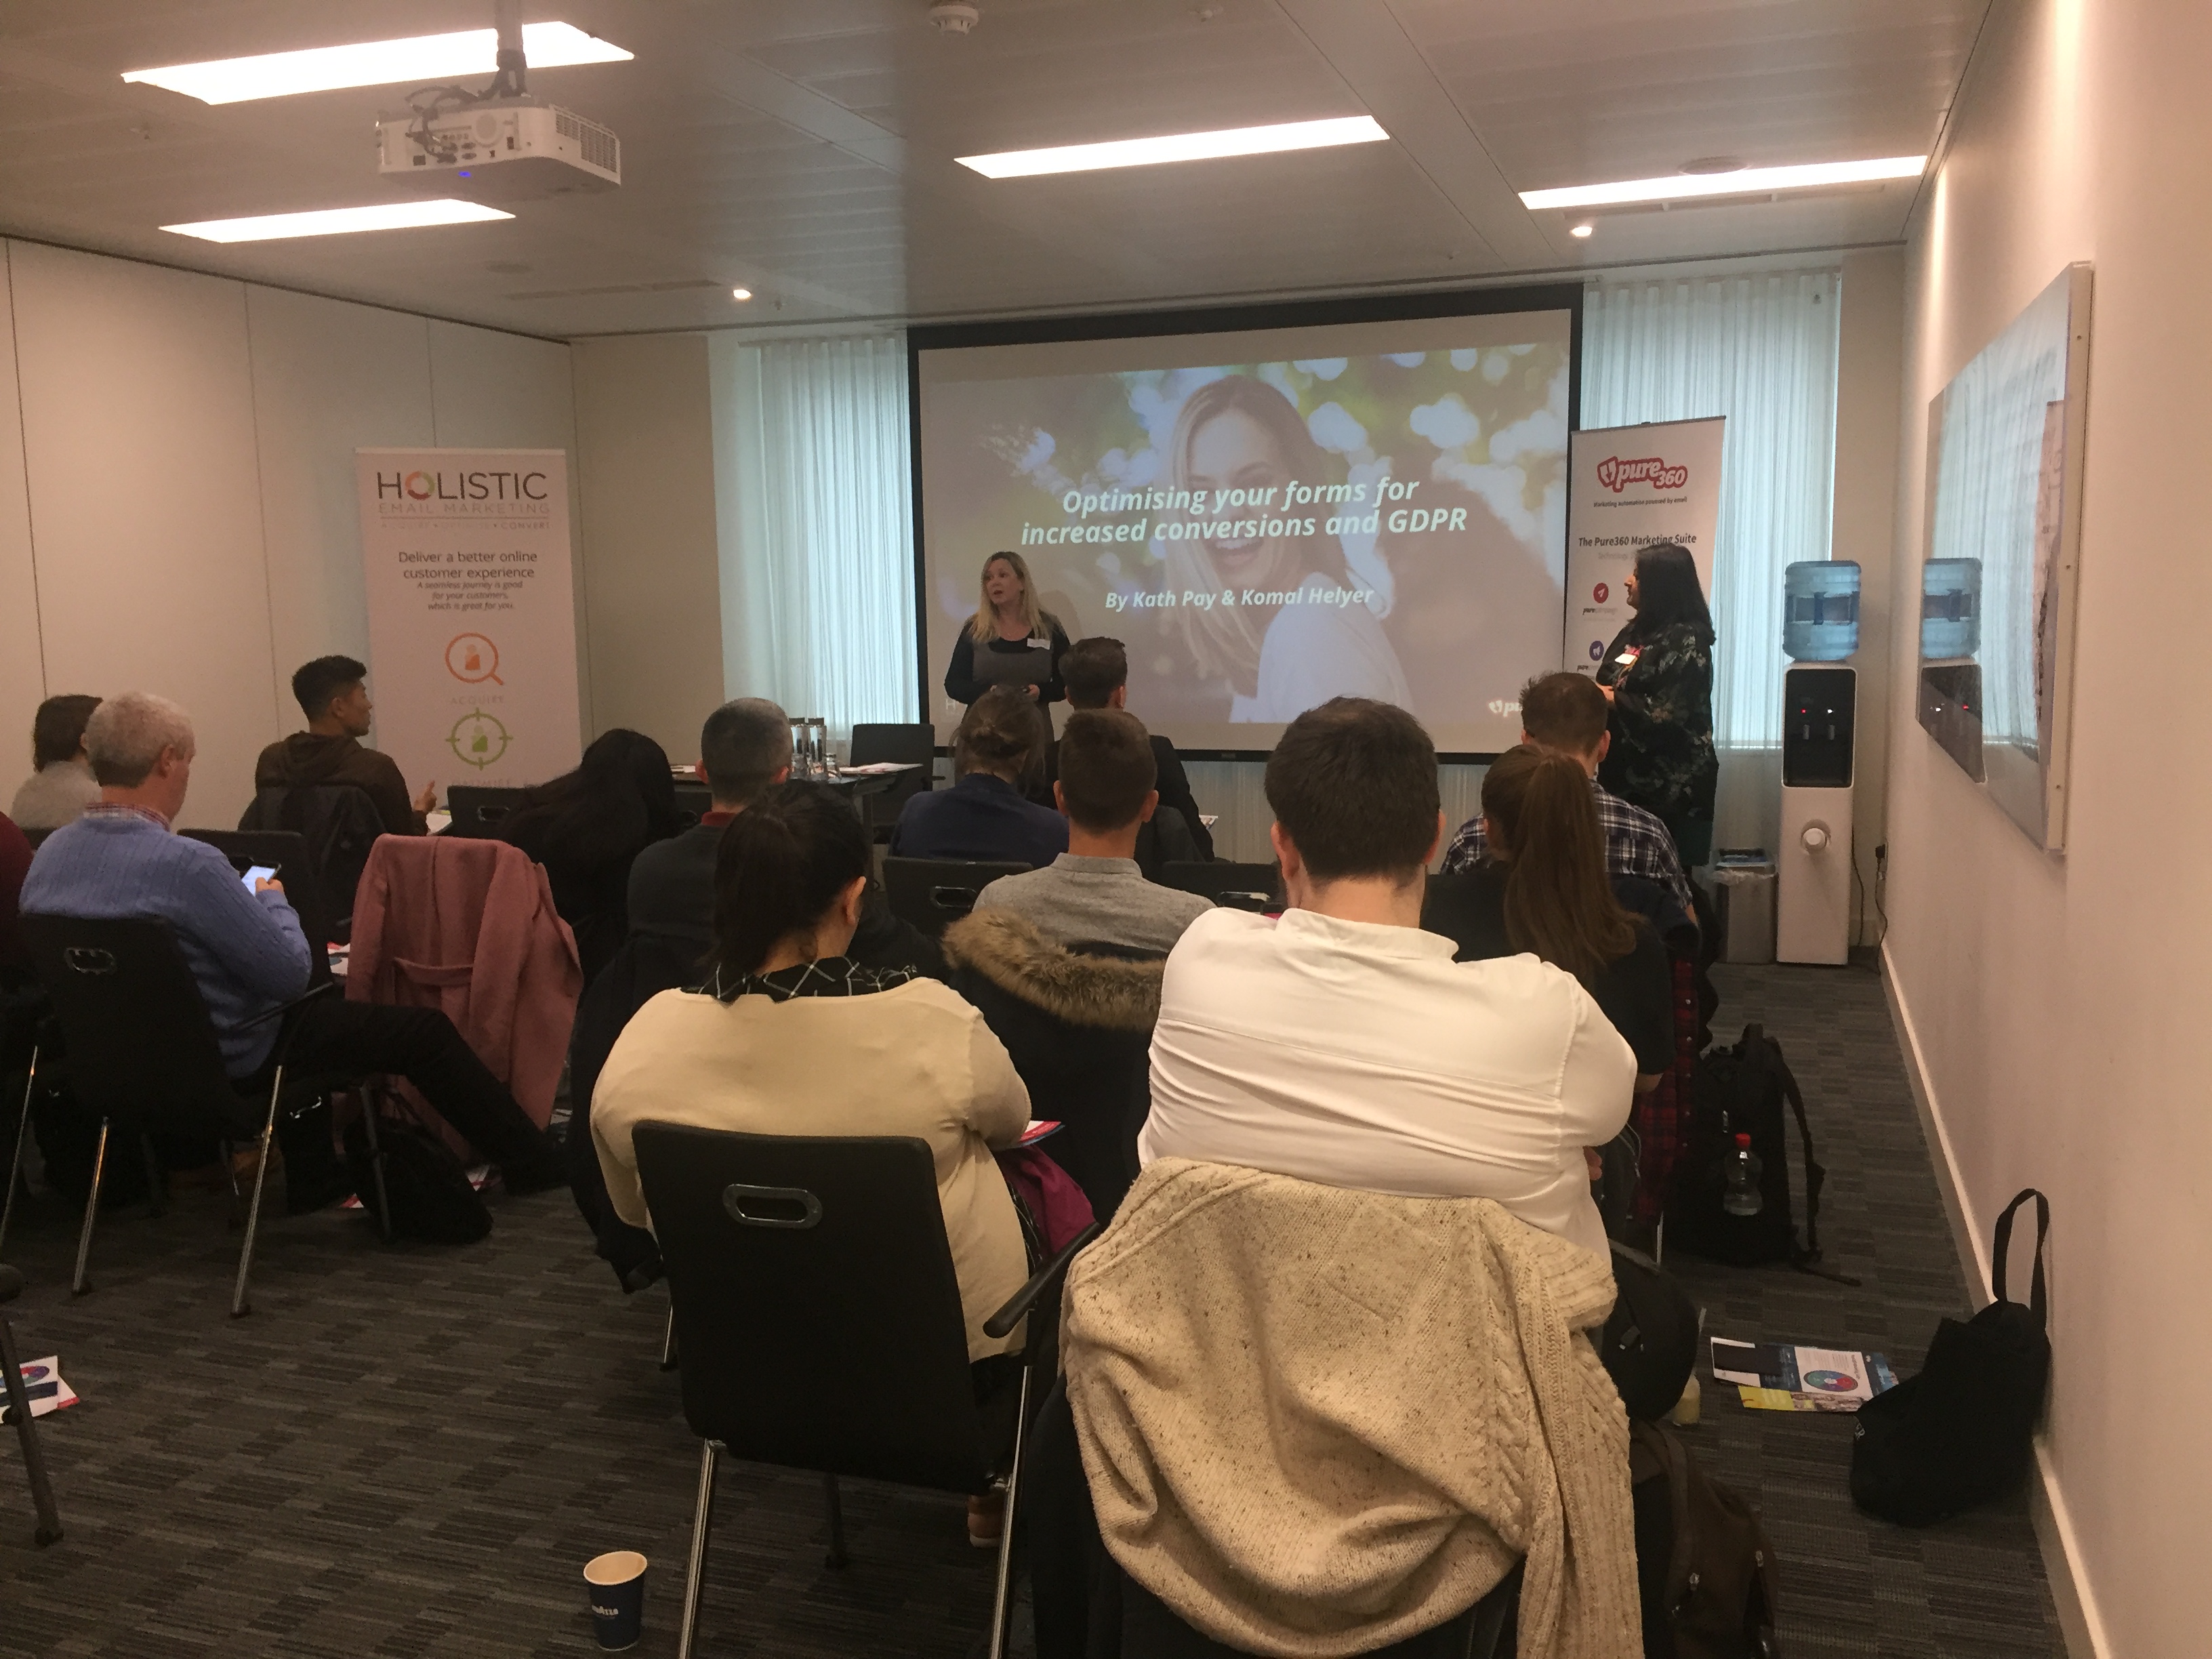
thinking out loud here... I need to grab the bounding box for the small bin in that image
[1711,854,1777,965]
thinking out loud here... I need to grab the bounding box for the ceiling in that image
[0,0,1991,340]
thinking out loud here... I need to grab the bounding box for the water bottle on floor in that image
[1723,1133,1764,1217]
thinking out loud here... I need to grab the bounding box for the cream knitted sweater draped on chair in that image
[1062,1159,1641,1658]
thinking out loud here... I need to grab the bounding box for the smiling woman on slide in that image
[1163,375,1408,722]
[945,550,1073,727]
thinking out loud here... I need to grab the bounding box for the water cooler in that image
[1776,562,1860,965]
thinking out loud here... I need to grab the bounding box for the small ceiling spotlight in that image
[1570,222,1595,239]
[731,287,753,300]
[929,3,981,34]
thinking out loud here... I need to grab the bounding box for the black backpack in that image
[1666,1025,1828,1273]
[1600,1242,1700,1423]
[1851,1189,2051,1525]
[1629,1420,1781,1658]
[344,1113,492,1245]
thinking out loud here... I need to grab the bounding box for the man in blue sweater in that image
[22,692,562,1212]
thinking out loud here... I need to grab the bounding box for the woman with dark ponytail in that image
[1423,746,1672,1086]
[588,781,1035,1538]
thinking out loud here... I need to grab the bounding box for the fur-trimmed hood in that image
[941,908,1163,1031]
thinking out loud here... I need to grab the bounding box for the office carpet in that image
[0,961,2064,1658]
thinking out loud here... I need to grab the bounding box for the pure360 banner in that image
[1563,417,1725,676]
[354,448,581,792]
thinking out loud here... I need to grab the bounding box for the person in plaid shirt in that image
[1442,671,1698,927]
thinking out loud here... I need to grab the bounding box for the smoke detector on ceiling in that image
[929,2,981,34]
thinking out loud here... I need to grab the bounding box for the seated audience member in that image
[627,697,936,973]
[0,811,29,976]
[890,687,1067,868]
[255,656,433,834]
[1441,670,1697,930]
[1423,745,1672,1086]
[497,728,682,981]
[975,709,1212,956]
[1141,697,1634,1261]
[1050,636,1213,863]
[591,781,1032,1537]
[10,694,102,832]
[22,693,563,1210]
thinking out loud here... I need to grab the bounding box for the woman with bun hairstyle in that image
[1595,541,1718,868]
[891,686,1067,868]
[1422,745,1671,1088]
[589,779,1035,1541]
[945,550,1073,723]
[1162,375,1407,722]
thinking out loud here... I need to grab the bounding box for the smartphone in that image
[240,864,277,893]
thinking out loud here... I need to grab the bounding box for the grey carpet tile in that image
[0,961,2062,1658]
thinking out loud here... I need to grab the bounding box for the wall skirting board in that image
[1879,945,2109,1659]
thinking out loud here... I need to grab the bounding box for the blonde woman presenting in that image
[945,550,1073,725]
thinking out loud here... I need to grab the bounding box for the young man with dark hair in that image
[1441,671,1695,920]
[1139,697,1634,1259]
[625,697,935,971]
[975,709,1212,955]
[253,655,433,834]
[1051,636,1213,862]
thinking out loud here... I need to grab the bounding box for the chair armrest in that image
[224,979,338,1059]
[984,1220,1102,1340]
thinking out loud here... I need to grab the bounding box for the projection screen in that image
[912,287,1580,758]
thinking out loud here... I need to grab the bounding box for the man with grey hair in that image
[23,691,563,1214]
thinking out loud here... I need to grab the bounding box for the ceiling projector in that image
[377,98,619,201]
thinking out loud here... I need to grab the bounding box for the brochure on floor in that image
[1711,1337,1898,1413]
[1,1355,79,1424]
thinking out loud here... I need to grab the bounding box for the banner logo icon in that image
[1595,455,1690,493]
[1593,582,1609,603]
[447,710,512,771]
[445,632,502,685]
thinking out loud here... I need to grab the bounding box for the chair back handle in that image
[62,947,119,975]
[721,1182,824,1230]
[930,886,980,911]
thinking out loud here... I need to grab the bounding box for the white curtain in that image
[711,332,916,739]
[1580,270,1842,749]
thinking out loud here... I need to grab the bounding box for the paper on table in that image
[424,810,453,834]
[0,1355,78,1424]
[840,760,923,775]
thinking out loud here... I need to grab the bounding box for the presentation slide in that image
[915,306,1573,755]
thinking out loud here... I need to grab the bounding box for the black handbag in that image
[1601,1241,1700,1423]
[1851,1188,2051,1525]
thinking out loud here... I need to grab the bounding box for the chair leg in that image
[821,1473,848,1570]
[989,1363,1036,1659]
[140,1134,166,1219]
[676,1439,720,1659]
[659,1304,678,1372]
[0,1313,63,1547]
[359,1089,393,1244]
[0,1044,36,1257]
[70,1120,109,1296]
[230,1067,283,1319]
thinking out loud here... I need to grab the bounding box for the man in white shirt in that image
[1140,697,1634,1260]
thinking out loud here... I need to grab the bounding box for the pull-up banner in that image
[1563,417,1725,676]
[355,448,581,792]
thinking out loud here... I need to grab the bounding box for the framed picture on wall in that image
[1916,262,2092,852]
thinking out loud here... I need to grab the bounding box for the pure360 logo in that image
[1595,455,1689,493]
[375,469,549,503]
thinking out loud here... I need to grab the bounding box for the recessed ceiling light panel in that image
[123,22,631,106]
[161,199,514,243]
[1519,155,1927,211]
[731,287,753,301]
[958,115,1387,179]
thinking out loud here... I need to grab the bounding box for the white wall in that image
[1883,2,2212,1654]
[0,240,583,830]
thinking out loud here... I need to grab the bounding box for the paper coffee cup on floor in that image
[585,1551,647,1651]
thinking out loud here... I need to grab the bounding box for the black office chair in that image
[235,783,385,930]
[445,785,529,837]
[672,779,712,827]
[0,1263,62,1547]
[881,857,1032,939]
[848,723,937,838]
[1160,860,1280,912]
[633,1124,1097,1659]
[14,915,388,1314]
[1116,1559,1521,1658]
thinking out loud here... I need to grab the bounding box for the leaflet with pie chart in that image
[1711,1336,1898,1413]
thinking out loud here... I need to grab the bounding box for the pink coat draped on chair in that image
[347,835,582,1156]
